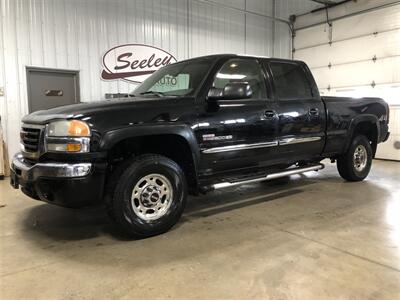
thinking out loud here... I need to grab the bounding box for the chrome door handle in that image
[264,110,276,118]
[309,108,319,116]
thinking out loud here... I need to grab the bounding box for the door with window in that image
[265,60,326,160]
[196,58,279,176]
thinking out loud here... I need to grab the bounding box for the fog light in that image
[70,164,91,177]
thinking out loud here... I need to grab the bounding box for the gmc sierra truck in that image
[10,54,390,237]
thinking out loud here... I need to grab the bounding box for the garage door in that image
[294,4,400,161]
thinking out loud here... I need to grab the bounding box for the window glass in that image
[211,59,267,99]
[151,74,190,93]
[133,57,213,97]
[270,62,313,99]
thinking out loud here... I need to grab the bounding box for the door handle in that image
[264,110,276,118]
[309,108,319,116]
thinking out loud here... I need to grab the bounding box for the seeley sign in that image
[101,44,177,83]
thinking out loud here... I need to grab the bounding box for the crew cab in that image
[10,54,390,237]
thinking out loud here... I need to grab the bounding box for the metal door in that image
[26,68,80,112]
[265,60,326,161]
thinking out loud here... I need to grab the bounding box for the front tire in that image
[337,135,372,181]
[107,154,187,238]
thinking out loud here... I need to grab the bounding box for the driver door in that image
[195,58,279,176]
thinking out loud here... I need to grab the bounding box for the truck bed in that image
[321,96,389,156]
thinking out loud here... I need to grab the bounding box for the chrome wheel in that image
[353,145,367,172]
[131,174,173,221]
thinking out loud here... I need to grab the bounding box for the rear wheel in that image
[337,135,372,181]
[106,154,187,238]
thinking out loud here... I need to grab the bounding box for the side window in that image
[211,59,267,99]
[270,62,313,100]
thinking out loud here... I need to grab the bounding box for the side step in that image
[211,163,325,190]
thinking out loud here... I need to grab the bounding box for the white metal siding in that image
[0,0,293,160]
[294,3,400,161]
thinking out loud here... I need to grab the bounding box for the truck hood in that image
[22,96,197,132]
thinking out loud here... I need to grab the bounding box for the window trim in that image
[268,60,316,101]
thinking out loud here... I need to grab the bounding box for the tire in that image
[337,135,372,182]
[106,154,187,238]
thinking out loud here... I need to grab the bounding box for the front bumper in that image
[10,153,106,208]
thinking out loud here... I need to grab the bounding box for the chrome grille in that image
[20,124,45,160]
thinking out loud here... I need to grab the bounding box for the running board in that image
[211,163,325,190]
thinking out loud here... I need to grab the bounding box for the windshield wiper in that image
[139,91,166,97]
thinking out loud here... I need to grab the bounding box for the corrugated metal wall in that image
[0,0,311,160]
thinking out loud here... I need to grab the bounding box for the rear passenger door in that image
[265,60,326,160]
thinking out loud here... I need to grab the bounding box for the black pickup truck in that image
[11,54,390,237]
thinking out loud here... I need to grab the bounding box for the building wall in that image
[275,0,321,19]
[0,0,297,160]
[294,0,400,161]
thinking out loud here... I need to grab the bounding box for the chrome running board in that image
[212,163,325,190]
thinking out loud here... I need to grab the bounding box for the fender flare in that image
[345,114,380,152]
[99,123,201,174]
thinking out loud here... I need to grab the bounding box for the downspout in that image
[272,0,276,57]
[289,15,296,59]
[244,0,247,54]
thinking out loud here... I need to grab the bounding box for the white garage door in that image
[294,4,400,161]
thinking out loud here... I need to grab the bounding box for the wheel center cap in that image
[141,185,160,207]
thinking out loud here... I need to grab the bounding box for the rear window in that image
[270,62,313,100]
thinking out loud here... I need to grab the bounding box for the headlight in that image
[46,120,91,153]
[47,120,90,137]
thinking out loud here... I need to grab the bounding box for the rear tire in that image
[106,154,187,238]
[337,135,372,182]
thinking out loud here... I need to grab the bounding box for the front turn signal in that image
[66,143,82,152]
[67,120,90,137]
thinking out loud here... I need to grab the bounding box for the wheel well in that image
[352,121,378,156]
[107,134,198,192]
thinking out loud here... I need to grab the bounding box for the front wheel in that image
[106,154,187,238]
[337,135,372,182]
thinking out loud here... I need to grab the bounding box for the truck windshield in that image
[132,57,214,97]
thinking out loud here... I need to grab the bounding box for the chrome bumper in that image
[11,153,92,182]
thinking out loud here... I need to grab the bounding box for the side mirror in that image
[207,82,253,101]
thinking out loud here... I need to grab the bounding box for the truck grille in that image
[20,124,45,160]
